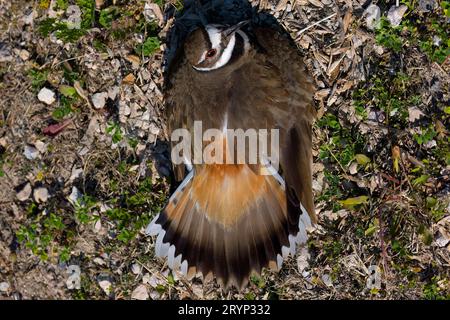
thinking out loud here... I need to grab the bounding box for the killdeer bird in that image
[146,20,316,288]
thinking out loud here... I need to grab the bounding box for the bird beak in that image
[223,20,250,37]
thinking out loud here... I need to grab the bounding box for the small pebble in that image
[408,107,424,122]
[18,49,30,61]
[364,5,381,30]
[0,282,10,292]
[387,5,408,27]
[93,257,106,266]
[69,167,83,182]
[16,183,32,201]
[322,274,333,287]
[68,186,82,205]
[131,284,149,300]
[349,162,358,175]
[98,280,112,295]
[296,247,310,274]
[418,0,436,12]
[34,140,47,153]
[66,265,81,290]
[108,86,119,100]
[91,92,108,109]
[131,263,142,275]
[38,87,56,105]
[24,145,39,160]
[33,187,49,203]
[435,235,449,247]
[142,273,151,284]
[433,35,441,46]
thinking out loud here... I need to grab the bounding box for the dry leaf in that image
[392,146,401,173]
[349,162,358,175]
[315,88,330,100]
[126,54,141,69]
[339,196,369,208]
[355,154,371,166]
[327,56,344,80]
[123,73,136,85]
[74,81,90,107]
[342,11,353,34]
[336,80,354,94]
[408,107,424,122]
[308,0,324,8]
[43,119,72,136]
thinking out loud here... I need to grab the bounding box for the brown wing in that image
[164,48,192,181]
[253,27,317,223]
[225,27,317,223]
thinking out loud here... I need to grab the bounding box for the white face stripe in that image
[194,33,236,72]
[196,26,222,65]
[236,30,250,52]
[206,25,222,49]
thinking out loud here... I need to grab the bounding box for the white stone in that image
[149,123,160,136]
[69,167,83,182]
[93,219,102,233]
[349,162,358,175]
[142,273,151,284]
[93,257,106,266]
[131,263,142,275]
[66,274,81,290]
[66,265,81,290]
[108,86,119,100]
[423,140,437,149]
[68,186,82,205]
[387,5,408,27]
[364,5,381,30]
[435,235,449,247]
[21,10,36,25]
[322,274,333,287]
[24,145,39,160]
[147,274,163,288]
[131,284,149,300]
[98,280,112,295]
[34,140,47,153]
[91,92,108,109]
[33,187,49,203]
[119,102,131,116]
[0,282,10,292]
[149,290,161,300]
[18,49,30,61]
[16,183,32,201]
[38,88,56,105]
[408,107,424,122]
[373,44,384,55]
[296,247,310,274]
[433,35,441,46]
[65,5,82,29]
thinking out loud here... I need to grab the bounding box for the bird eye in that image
[206,49,217,58]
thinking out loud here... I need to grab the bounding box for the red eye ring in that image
[206,49,217,58]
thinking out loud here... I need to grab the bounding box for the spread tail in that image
[146,164,314,288]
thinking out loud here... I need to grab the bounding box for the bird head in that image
[184,21,250,72]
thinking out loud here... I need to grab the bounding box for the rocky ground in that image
[0,0,449,300]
